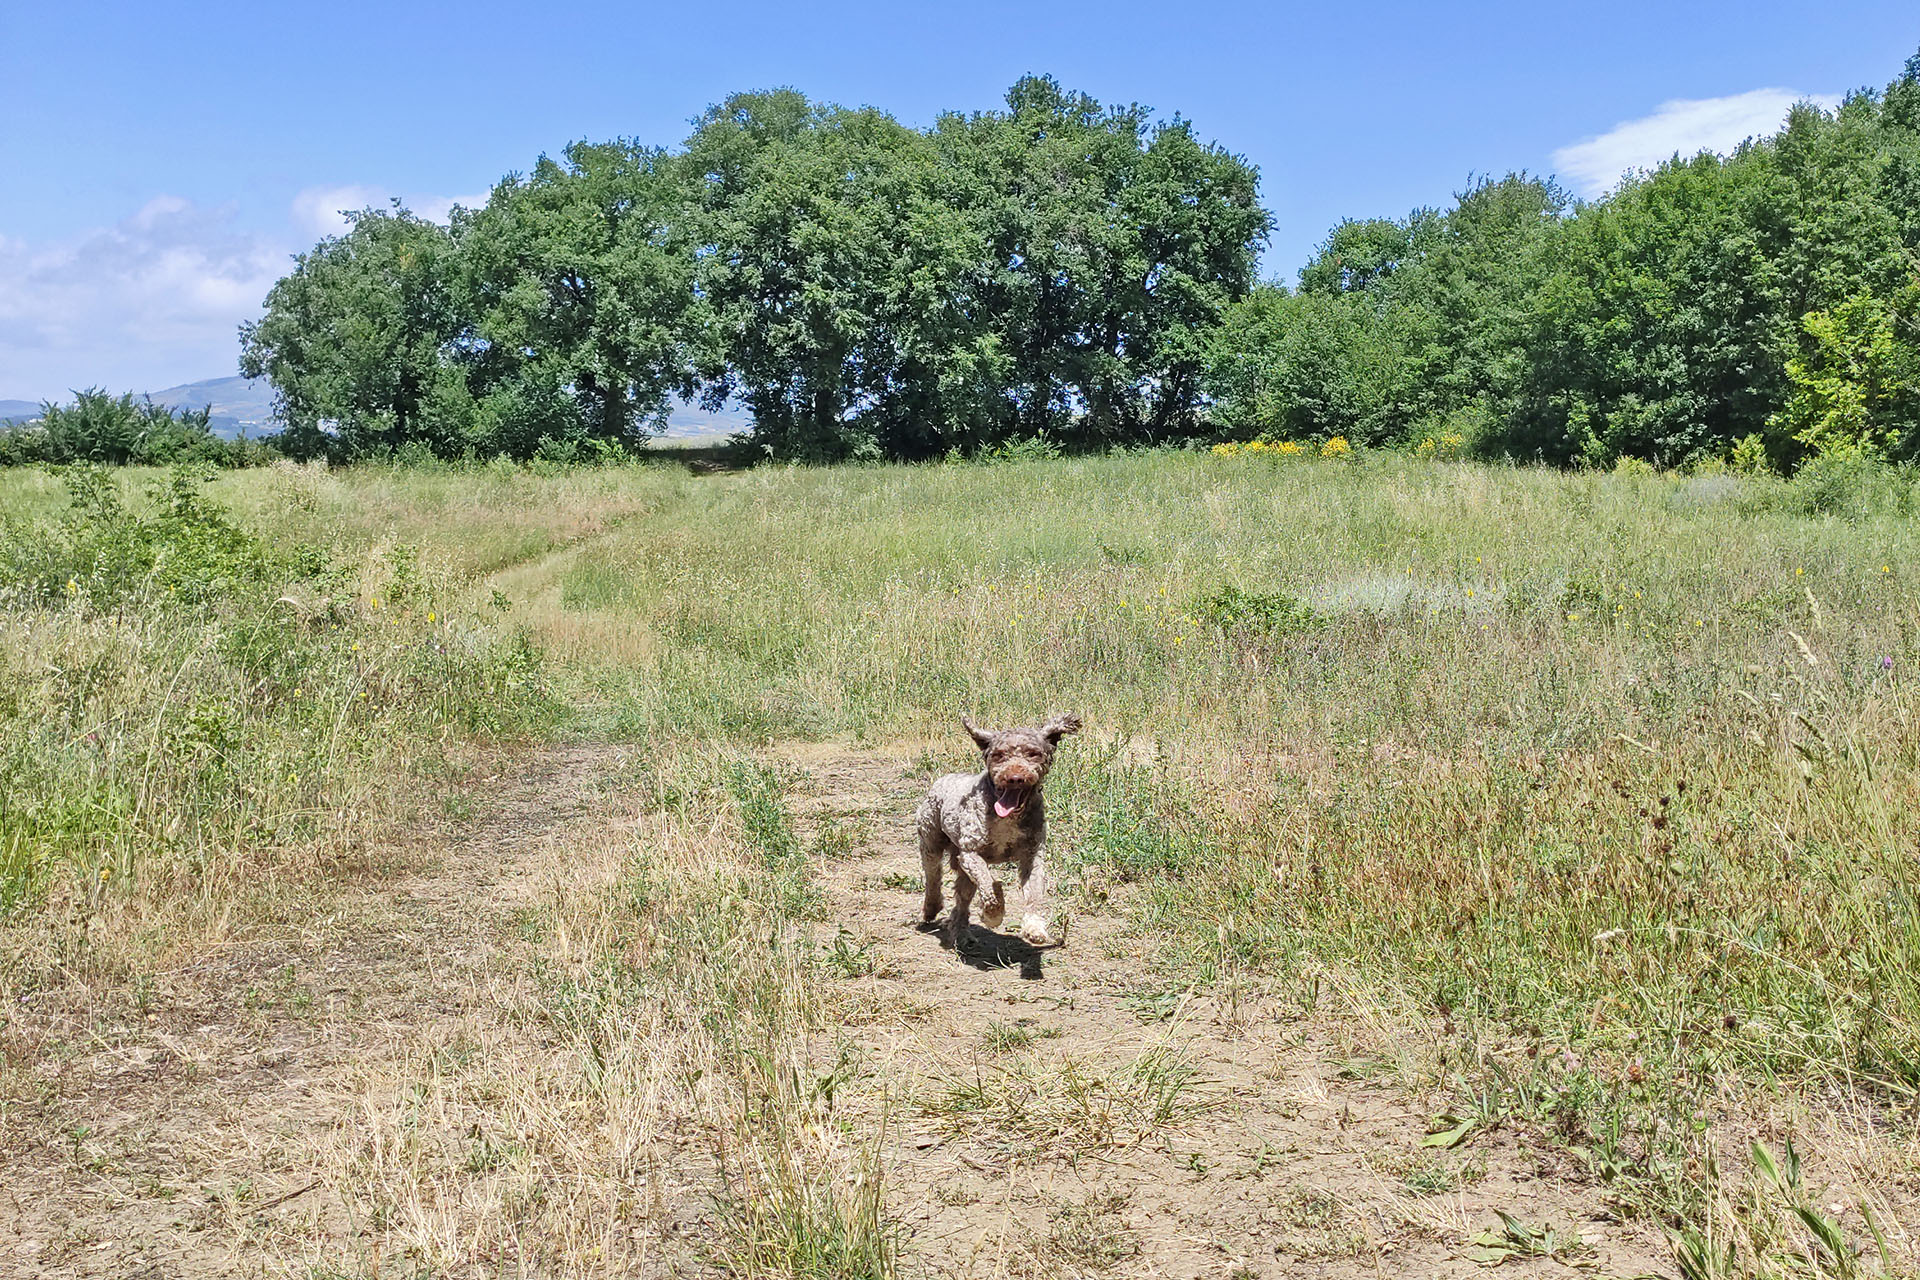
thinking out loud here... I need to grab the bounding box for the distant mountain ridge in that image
[148,376,278,437]
[0,377,748,441]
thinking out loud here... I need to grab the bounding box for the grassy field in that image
[3,450,1918,1276]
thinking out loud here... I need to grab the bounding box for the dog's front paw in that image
[1018,915,1053,947]
[977,888,1006,930]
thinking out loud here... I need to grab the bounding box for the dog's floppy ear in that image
[1040,712,1082,744]
[960,713,995,751]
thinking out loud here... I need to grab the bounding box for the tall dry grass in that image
[360,448,1920,1249]
[0,464,563,989]
[6,447,1918,1274]
[183,453,1920,1102]
[293,746,894,1278]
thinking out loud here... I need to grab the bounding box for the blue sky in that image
[0,0,1913,399]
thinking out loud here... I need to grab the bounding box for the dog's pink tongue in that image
[994,798,1017,818]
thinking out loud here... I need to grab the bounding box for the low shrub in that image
[1194,583,1321,637]
[1783,449,1916,519]
[0,389,276,468]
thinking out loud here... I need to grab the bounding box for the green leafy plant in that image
[1195,583,1321,636]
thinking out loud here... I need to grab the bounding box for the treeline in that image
[228,54,1920,470]
[240,77,1270,463]
[0,389,274,468]
[1206,53,1920,469]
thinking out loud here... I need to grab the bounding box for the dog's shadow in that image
[914,921,1052,980]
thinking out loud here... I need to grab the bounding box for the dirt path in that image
[1,745,622,1279]
[780,744,1672,1279]
[5,743,1676,1278]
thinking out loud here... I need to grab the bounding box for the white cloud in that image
[290,184,389,238]
[0,184,491,399]
[413,191,491,224]
[1552,88,1842,199]
[0,197,285,400]
[291,184,490,238]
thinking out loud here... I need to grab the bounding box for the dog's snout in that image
[996,764,1039,788]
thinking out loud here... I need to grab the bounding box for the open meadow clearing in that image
[3,450,1920,1278]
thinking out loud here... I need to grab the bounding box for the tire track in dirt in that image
[778,743,1673,1279]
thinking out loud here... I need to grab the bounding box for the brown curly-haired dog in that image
[916,711,1081,947]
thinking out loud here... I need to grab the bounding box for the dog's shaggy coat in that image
[917,711,1081,947]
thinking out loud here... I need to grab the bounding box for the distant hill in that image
[145,376,279,438]
[3,377,749,442]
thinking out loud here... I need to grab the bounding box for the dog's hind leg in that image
[947,851,977,944]
[918,816,947,925]
[1016,848,1052,946]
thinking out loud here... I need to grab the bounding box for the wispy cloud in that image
[0,185,490,399]
[1552,88,1841,199]
[291,184,490,238]
[0,196,285,399]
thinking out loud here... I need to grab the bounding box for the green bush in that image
[1783,449,1916,519]
[0,389,275,468]
[1194,583,1321,637]
[0,465,309,610]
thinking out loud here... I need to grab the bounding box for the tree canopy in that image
[241,77,1270,463]
[1204,51,1920,470]
[239,54,1920,470]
